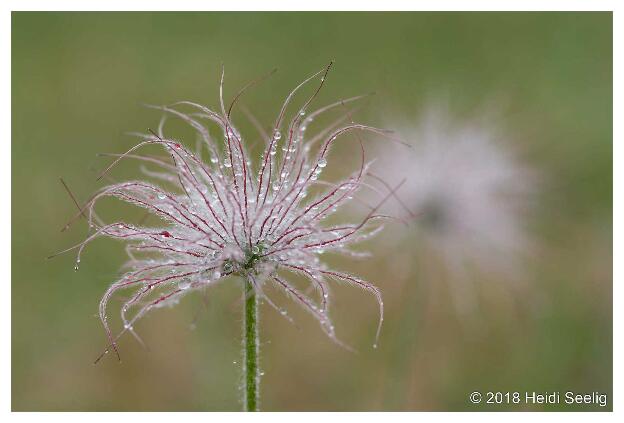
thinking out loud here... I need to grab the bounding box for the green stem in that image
[243,278,259,411]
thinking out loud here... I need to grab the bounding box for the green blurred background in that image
[12,12,612,411]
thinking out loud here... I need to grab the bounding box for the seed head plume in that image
[361,105,537,315]
[54,64,401,362]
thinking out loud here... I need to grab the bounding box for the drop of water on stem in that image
[178,278,192,290]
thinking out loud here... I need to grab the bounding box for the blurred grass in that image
[12,12,611,411]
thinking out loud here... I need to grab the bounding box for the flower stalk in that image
[243,278,259,411]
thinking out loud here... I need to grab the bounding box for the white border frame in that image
[3,1,619,421]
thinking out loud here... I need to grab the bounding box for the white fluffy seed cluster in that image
[61,65,394,361]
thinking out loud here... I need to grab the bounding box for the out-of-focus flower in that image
[365,107,536,314]
[55,65,399,360]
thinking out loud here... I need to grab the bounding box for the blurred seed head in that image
[365,105,537,314]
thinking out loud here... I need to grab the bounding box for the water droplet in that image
[373,343,378,349]
[73,264,79,271]
[279,309,288,316]
[224,160,232,168]
[233,360,237,364]
[223,262,233,273]
[213,271,222,279]
[178,278,192,290]
[124,323,133,330]
[260,371,265,376]
[272,181,280,191]
[318,158,327,168]
[273,131,282,140]
[157,193,166,200]
[251,245,260,255]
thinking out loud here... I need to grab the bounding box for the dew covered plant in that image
[57,63,400,410]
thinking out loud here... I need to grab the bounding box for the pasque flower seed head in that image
[55,64,403,361]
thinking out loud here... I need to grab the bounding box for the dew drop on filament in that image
[178,278,192,290]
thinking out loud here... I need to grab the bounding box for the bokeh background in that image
[12,12,612,411]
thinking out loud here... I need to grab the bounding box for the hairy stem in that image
[243,278,259,411]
